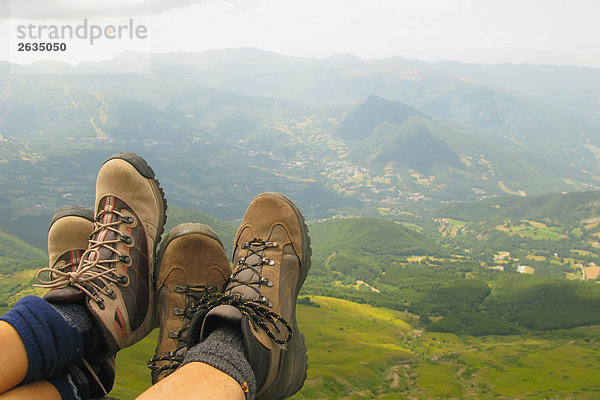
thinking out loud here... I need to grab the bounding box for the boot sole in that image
[257,192,311,399]
[258,192,312,294]
[48,206,94,229]
[154,223,225,286]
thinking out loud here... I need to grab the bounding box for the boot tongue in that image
[228,251,263,300]
[43,285,85,303]
[196,305,243,343]
[93,199,120,265]
[246,253,261,264]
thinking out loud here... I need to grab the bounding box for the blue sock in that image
[0,296,91,384]
[47,365,91,400]
[47,357,115,400]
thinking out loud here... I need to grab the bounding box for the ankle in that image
[182,325,256,400]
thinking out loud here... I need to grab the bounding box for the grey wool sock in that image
[51,302,100,356]
[182,325,257,400]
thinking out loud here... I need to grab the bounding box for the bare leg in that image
[0,321,28,393]
[137,362,245,400]
[0,381,61,400]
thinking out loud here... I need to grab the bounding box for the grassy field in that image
[3,298,600,399]
[0,268,46,306]
[109,296,600,399]
[111,331,159,398]
[495,219,565,241]
[111,296,415,399]
[409,329,600,399]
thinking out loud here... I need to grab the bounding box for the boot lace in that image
[147,284,217,373]
[35,205,133,309]
[187,238,293,345]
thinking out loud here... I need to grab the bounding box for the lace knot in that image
[67,271,80,285]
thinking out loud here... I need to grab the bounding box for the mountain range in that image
[2,48,600,239]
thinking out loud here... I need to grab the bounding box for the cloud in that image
[6,0,208,19]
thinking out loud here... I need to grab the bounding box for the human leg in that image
[138,362,244,400]
[0,381,61,400]
[0,295,108,399]
[0,207,95,394]
[0,321,28,394]
[0,205,114,399]
[0,295,91,391]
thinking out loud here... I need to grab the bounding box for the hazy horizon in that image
[2,0,600,69]
[4,46,600,70]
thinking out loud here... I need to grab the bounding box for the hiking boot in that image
[37,206,116,397]
[45,206,95,276]
[39,152,167,361]
[188,192,311,399]
[148,223,231,383]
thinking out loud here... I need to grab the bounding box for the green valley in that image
[2,195,600,398]
[104,297,600,399]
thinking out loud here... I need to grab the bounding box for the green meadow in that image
[2,296,600,399]
[106,296,600,399]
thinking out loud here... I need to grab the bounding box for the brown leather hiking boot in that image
[36,206,116,397]
[188,192,311,400]
[148,223,231,383]
[38,152,167,362]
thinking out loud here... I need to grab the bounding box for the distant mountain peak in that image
[22,60,74,74]
[335,95,424,140]
[322,52,367,67]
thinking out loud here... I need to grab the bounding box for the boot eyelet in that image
[118,275,128,284]
[107,289,116,300]
[173,308,184,316]
[168,331,180,339]
[260,277,274,287]
[120,216,134,224]
[119,255,131,263]
[262,258,275,266]
[174,285,187,293]
[260,296,273,307]
[120,235,133,244]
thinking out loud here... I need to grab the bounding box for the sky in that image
[1,0,599,67]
